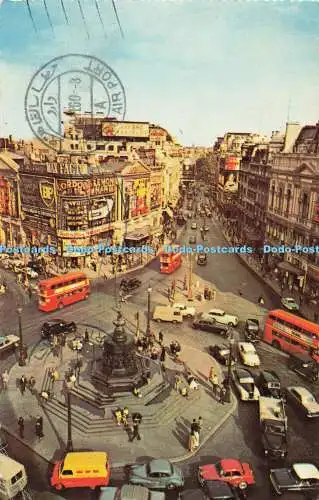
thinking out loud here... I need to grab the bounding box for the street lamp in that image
[224,336,235,403]
[146,286,152,339]
[17,307,26,367]
[66,384,73,452]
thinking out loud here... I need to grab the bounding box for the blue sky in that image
[0,0,319,145]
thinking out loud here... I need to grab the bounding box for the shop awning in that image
[163,207,174,218]
[277,261,303,276]
[124,227,150,241]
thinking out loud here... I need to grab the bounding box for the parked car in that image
[281,297,299,312]
[172,303,196,318]
[270,463,319,496]
[191,222,197,230]
[129,459,184,491]
[193,314,229,337]
[198,458,255,490]
[238,342,260,367]
[209,344,235,366]
[232,368,260,401]
[285,386,319,418]
[244,319,260,342]
[0,334,20,354]
[197,253,207,265]
[99,484,165,500]
[120,278,141,292]
[199,480,243,499]
[189,235,196,244]
[208,309,238,327]
[41,319,77,339]
[178,489,206,500]
[288,352,319,383]
[153,306,183,323]
[257,370,284,399]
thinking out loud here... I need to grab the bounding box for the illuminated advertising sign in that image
[225,156,240,171]
[102,122,149,138]
[123,178,149,219]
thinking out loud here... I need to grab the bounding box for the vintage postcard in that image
[0,1,318,499]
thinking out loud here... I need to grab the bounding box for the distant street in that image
[0,212,318,500]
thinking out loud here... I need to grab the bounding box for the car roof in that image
[288,386,313,398]
[292,463,319,480]
[239,342,256,351]
[205,480,234,496]
[149,459,172,474]
[283,297,295,301]
[236,368,253,379]
[209,309,225,314]
[261,370,280,382]
[219,458,243,472]
[179,490,206,500]
[63,451,108,469]
[45,319,66,324]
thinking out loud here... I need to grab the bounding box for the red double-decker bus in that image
[38,271,90,312]
[159,247,182,274]
[264,309,319,361]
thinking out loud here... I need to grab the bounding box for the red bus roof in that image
[268,309,319,334]
[38,271,88,287]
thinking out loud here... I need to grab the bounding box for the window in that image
[61,470,73,476]
[11,471,23,484]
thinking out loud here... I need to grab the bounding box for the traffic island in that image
[0,318,236,470]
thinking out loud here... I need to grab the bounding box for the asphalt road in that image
[0,208,318,500]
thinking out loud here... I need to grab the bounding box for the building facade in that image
[0,152,24,246]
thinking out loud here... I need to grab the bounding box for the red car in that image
[198,458,255,490]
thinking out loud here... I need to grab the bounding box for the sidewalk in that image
[1,322,236,469]
[219,223,318,323]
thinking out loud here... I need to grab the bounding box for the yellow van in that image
[153,306,183,323]
[0,455,27,499]
[50,451,110,490]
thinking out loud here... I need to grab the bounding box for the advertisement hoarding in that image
[225,156,240,171]
[102,122,149,138]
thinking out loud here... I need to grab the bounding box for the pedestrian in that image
[1,370,9,391]
[160,346,166,363]
[18,417,24,439]
[28,286,32,300]
[197,416,203,434]
[84,329,90,343]
[258,296,264,306]
[114,408,122,426]
[52,369,59,387]
[188,430,196,452]
[28,376,36,394]
[158,331,163,345]
[313,311,318,323]
[174,375,182,391]
[299,295,303,306]
[19,375,27,395]
[35,416,44,440]
[132,412,142,425]
[190,418,198,433]
[121,407,129,427]
[210,373,219,397]
[220,386,227,405]
[130,421,141,442]
[133,385,142,398]
[41,390,50,403]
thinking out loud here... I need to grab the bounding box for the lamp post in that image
[224,336,235,403]
[187,253,193,300]
[66,385,73,452]
[146,286,152,339]
[17,307,26,367]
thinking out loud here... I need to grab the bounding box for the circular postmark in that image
[25,54,126,151]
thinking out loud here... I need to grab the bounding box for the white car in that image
[26,267,39,279]
[208,309,239,327]
[286,386,319,418]
[232,368,260,401]
[0,334,20,353]
[172,303,196,318]
[238,342,260,367]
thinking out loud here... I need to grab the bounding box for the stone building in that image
[266,123,319,299]
[0,151,24,246]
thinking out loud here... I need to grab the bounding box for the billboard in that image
[102,122,149,138]
[20,175,56,211]
[225,156,240,171]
